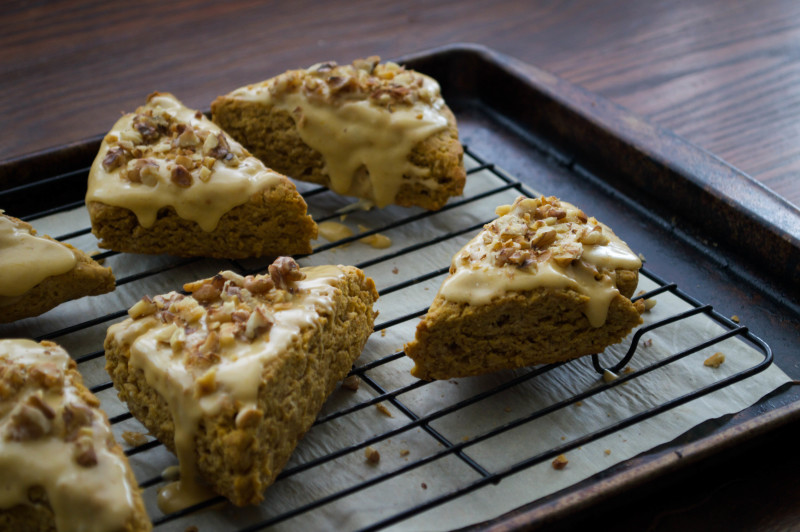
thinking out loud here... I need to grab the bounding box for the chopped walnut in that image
[551,454,569,470]
[365,446,381,464]
[62,403,94,441]
[643,297,657,311]
[177,127,200,148]
[171,164,193,187]
[73,433,98,467]
[245,306,274,339]
[243,275,275,295]
[7,398,55,441]
[129,296,157,319]
[102,146,127,171]
[341,375,360,391]
[352,56,379,73]
[28,363,63,390]
[206,133,231,160]
[269,257,306,291]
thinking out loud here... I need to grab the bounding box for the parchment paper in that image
[0,155,790,531]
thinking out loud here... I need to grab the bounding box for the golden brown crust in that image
[87,181,317,258]
[0,216,115,323]
[405,286,643,381]
[104,265,378,506]
[86,92,317,259]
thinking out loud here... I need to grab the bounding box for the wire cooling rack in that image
[0,146,774,531]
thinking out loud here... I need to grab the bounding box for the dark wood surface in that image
[3,1,800,530]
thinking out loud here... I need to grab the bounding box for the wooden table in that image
[3,1,799,530]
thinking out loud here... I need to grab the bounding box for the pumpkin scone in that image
[404,196,644,380]
[0,339,151,532]
[211,56,466,210]
[104,258,378,509]
[86,92,317,259]
[0,212,115,323]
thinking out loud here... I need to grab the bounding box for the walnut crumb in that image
[365,446,380,464]
[643,338,653,348]
[602,370,618,383]
[399,449,410,457]
[704,352,726,368]
[635,290,657,311]
[604,449,612,455]
[731,315,740,323]
[421,482,428,490]
[341,375,360,391]
[552,454,569,470]
[375,403,393,417]
[121,431,149,447]
[269,256,305,291]
[392,267,399,274]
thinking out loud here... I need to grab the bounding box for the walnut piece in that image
[341,375,360,391]
[102,147,127,171]
[269,257,306,291]
[7,397,55,442]
[365,446,381,464]
[73,433,98,467]
[551,454,569,470]
[171,164,193,187]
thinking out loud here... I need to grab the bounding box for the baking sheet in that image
[0,154,790,531]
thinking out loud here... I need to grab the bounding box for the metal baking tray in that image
[1,44,799,530]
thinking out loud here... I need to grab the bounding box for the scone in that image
[0,339,151,532]
[104,258,378,508]
[86,92,317,259]
[0,212,115,323]
[211,56,466,210]
[404,196,644,380]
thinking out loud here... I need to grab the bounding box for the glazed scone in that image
[0,339,150,532]
[104,258,378,508]
[211,56,466,210]
[404,196,644,380]
[0,212,115,323]
[86,92,317,259]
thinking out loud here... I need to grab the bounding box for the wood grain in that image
[2,0,799,206]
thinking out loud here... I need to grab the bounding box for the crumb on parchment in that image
[704,352,725,368]
[365,446,380,464]
[552,454,568,470]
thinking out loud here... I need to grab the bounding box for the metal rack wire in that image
[0,146,773,531]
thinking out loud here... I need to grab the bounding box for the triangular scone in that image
[0,213,115,323]
[404,196,644,380]
[211,56,466,210]
[86,92,318,259]
[0,339,151,532]
[104,258,378,507]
